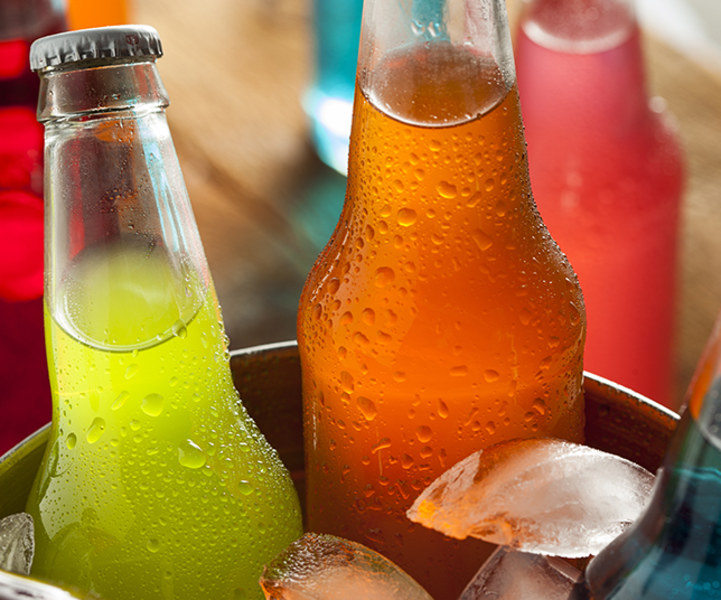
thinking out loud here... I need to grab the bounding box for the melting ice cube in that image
[459,546,582,600]
[0,512,34,575]
[259,532,433,600]
[0,568,92,599]
[407,438,656,558]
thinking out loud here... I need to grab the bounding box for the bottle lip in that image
[29,24,163,72]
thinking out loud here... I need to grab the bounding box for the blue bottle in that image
[582,316,721,599]
[304,0,363,174]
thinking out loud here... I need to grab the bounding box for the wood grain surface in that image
[132,0,721,409]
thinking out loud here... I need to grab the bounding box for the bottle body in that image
[298,4,586,597]
[0,0,67,454]
[585,317,721,599]
[515,0,684,407]
[25,31,302,600]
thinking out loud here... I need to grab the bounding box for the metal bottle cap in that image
[29,24,163,71]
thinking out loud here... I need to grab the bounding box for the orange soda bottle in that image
[297,1,587,598]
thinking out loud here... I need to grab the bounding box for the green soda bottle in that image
[25,25,302,600]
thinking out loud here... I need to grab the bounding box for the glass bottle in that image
[0,0,67,455]
[25,25,302,600]
[514,0,684,408]
[578,312,721,599]
[296,1,587,598]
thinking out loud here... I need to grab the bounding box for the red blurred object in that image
[0,0,67,454]
[515,0,684,408]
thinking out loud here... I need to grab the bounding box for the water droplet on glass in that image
[397,208,417,227]
[238,480,254,496]
[362,308,375,325]
[172,320,188,339]
[142,393,164,417]
[147,538,160,553]
[178,439,207,469]
[66,432,77,449]
[340,371,355,394]
[125,363,139,379]
[472,229,493,251]
[374,267,395,287]
[484,370,500,383]
[357,396,377,421]
[437,181,457,199]
[416,426,433,443]
[450,365,468,377]
[438,400,449,419]
[112,390,129,411]
[86,418,106,444]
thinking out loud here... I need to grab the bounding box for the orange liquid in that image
[298,42,586,600]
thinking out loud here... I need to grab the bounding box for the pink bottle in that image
[515,0,684,408]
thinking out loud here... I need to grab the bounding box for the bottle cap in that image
[29,25,163,71]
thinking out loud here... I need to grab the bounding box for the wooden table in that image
[132,0,721,409]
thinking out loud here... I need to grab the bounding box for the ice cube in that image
[259,532,433,600]
[0,568,90,599]
[407,438,656,558]
[459,546,582,600]
[0,512,34,575]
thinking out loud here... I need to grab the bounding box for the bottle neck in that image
[40,59,210,351]
[516,0,649,132]
[37,59,169,122]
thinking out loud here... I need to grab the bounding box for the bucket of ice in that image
[0,340,679,597]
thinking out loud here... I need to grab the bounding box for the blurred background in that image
[2,0,721,419]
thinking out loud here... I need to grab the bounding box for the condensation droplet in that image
[416,425,432,443]
[86,418,105,444]
[438,400,449,419]
[532,398,547,416]
[450,365,468,377]
[466,191,482,208]
[238,480,254,496]
[353,331,370,346]
[124,363,139,379]
[472,229,493,251]
[437,181,457,199]
[66,432,77,449]
[374,267,395,287]
[401,454,414,469]
[178,439,207,469]
[340,311,353,326]
[340,371,355,394]
[357,396,377,421]
[362,308,375,325]
[484,369,500,383]
[397,208,417,227]
[372,438,391,454]
[147,538,160,553]
[142,393,164,417]
[172,320,188,339]
[112,391,129,411]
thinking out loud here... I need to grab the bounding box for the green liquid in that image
[26,243,302,600]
